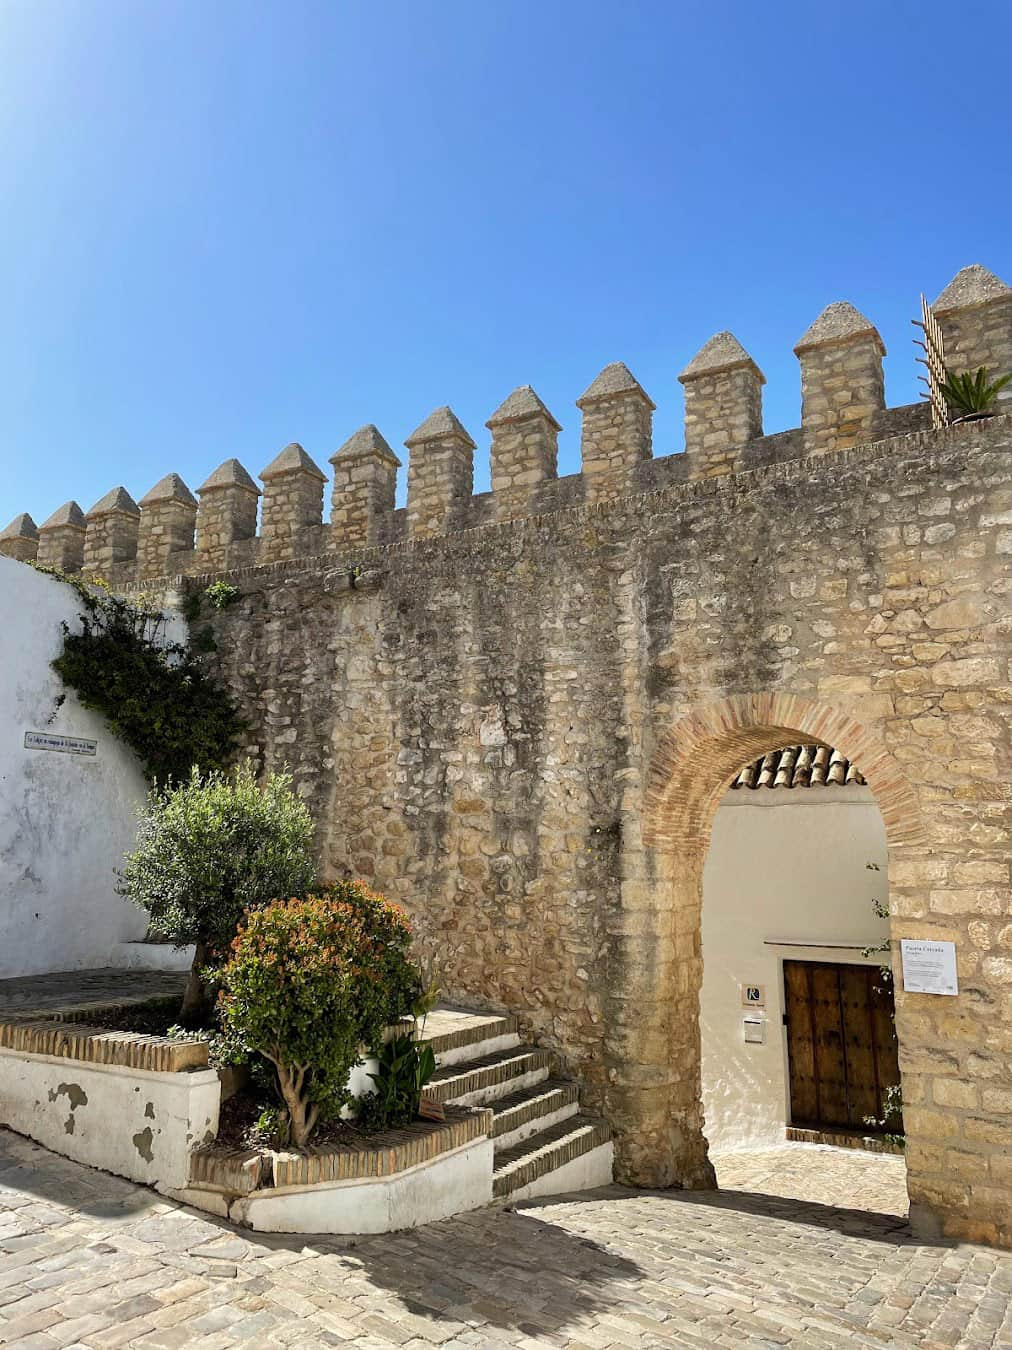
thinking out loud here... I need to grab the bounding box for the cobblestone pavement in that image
[2,1130,1011,1349]
[715,1142,910,1217]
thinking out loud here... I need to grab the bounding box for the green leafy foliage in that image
[863,1082,904,1146]
[120,764,317,952]
[205,580,240,611]
[358,1035,436,1131]
[38,564,243,783]
[119,764,317,1019]
[217,886,420,1147]
[940,365,1012,418]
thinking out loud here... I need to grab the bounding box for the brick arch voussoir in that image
[643,692,926,853]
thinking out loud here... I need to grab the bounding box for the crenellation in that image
[36,501,86,571]
[5,261,1006,585]
[678,331,764,478]
[933,265,1012,407]
[83,487,140,576]
[0,512,39,563]
[196,457,261,569]
[137,473,197,580]
[794,301,886,456]
[329,425,400,549]
[487,385,561,522]
[576,362,654,501]
[405,405,476,539]
[259,442,327,562]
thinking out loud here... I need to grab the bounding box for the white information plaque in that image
[24,731,97,757]
[900,939,958,996]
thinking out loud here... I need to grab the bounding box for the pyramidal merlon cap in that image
[87,486,140,518]
[933,264,1012,314]
[486,385,562,431]
[0,512,38,540]
[678,331,765,384]
[576,361,656,409]
[197,458,261,495]
[139,473,197,508]
[260,442,326,482]
[40,501,86,530]
[794,301,884,356]
[330,424,401,466]
[405,406,476,449]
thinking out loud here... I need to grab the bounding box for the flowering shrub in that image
[218,885,420,1147]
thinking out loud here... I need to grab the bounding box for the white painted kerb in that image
[231,1138,495,1234]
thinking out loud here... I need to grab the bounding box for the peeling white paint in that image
[0,1046,220,1188]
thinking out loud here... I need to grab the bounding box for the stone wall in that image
[3,262,1011,1245]
[172,414,1012,1245]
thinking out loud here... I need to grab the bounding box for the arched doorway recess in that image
[619,693,926,1199]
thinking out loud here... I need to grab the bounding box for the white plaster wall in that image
[0,1046,220,1189]
[232,1138,495,1234]
[700,784,889,1154]
[0,558,186,975]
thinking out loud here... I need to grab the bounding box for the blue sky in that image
[1,0,1010,524]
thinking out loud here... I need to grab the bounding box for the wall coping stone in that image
[330,424,402,466]
[486,384,562,430]
[40,500,86,530]
[260,442,327,482]
[679,330,765,383]
[0,1018,210,1073]
[405,405,476,449]
[794,301,886,356]
[139,473,198,507]
[1,512,38,540]
[934,263,1012,315]
[197,458,261,496]
[576,361,655,409]
[86,486,140,519]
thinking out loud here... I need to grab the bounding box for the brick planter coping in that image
[0,1019,209,1073]
[188,1105,492,1196]
[0,1001,512,1078]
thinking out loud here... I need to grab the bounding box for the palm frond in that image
[940,365,1011,415]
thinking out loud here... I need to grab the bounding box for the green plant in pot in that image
[940,366,1012,423]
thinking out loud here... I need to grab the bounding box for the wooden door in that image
[783,960,900,1131]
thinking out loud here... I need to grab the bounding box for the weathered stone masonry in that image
[4,263,1012,1246]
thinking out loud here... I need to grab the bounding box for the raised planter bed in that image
[177,1106,494,1232]
[0,1020,219,1190]
[0,1010,496,1233]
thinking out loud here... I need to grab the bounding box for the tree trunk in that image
[180,940,211,1025]
[276,1063,318,1148]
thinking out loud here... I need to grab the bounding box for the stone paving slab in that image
[1,1128,1011,1348]
[0,970,186,1021]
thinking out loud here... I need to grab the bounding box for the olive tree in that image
[119,763,316,1021]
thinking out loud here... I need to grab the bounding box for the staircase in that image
[418,1007,613,1203]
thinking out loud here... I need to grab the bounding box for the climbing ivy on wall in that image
[36,565,244,783]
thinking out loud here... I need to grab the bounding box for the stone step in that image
[489,1079,580,1152]
[492,1114,613,1201]
[416,1007,521,1068]
[427,1045,554,1106]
